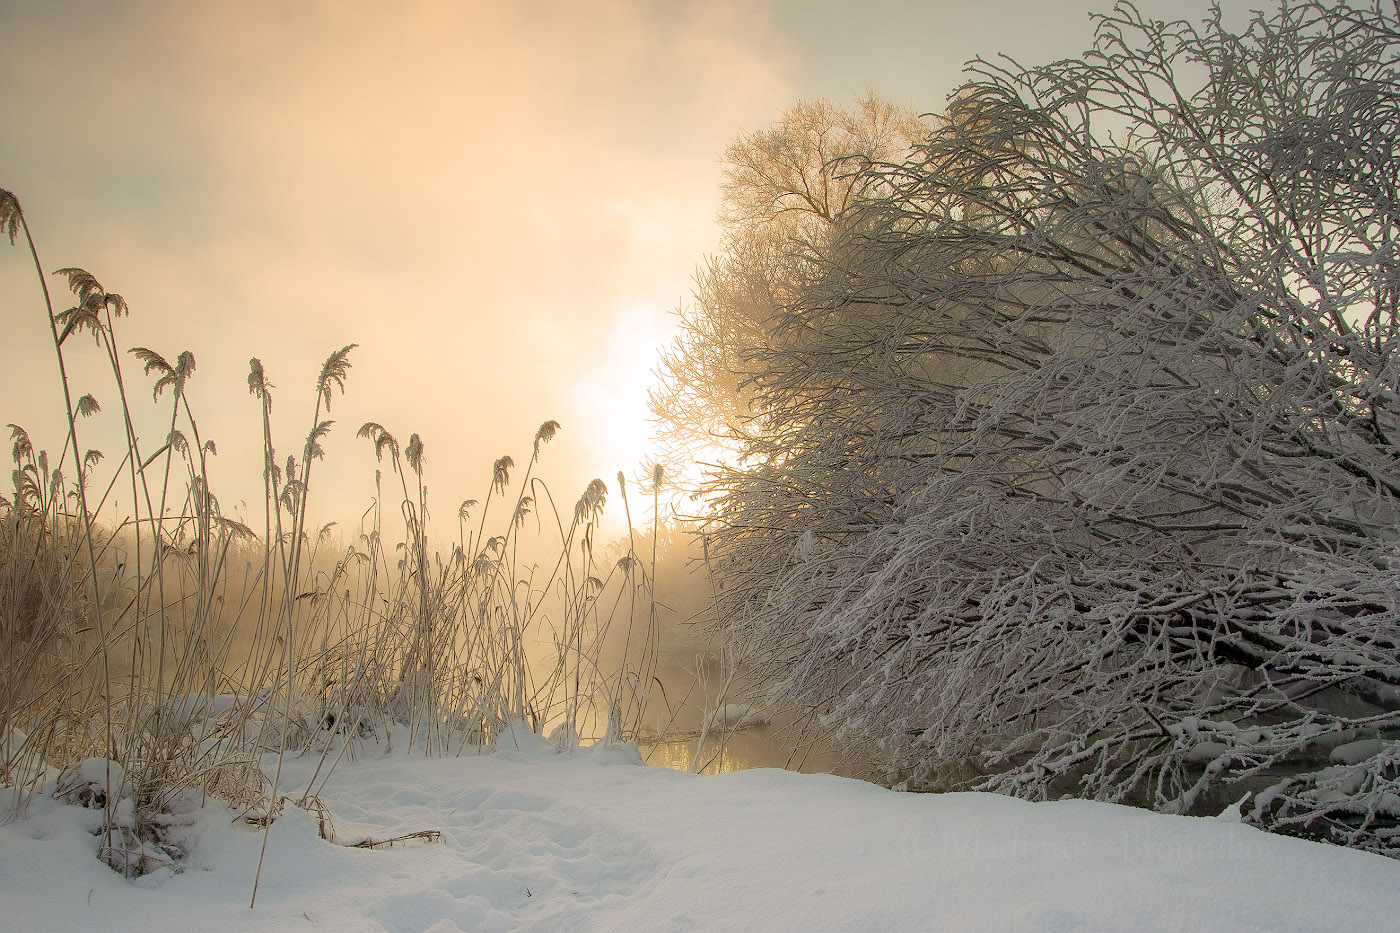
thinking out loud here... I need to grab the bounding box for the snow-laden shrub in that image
[52,758,199,877]
[710,1,1400,855]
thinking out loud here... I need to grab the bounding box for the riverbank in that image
[3,730,1399,931]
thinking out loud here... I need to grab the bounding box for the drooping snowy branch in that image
[707,1,1400,856]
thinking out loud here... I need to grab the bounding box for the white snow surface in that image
[4,734,1400,931]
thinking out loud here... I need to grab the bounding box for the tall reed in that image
[0,187,671,886]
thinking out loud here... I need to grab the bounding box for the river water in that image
[630,665,853,777]
[640,728,846,776]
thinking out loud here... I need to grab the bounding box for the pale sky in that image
[1,0,1253,538]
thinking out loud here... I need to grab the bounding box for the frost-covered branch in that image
[707,0,1400,857]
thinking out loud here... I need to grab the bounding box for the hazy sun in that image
[579,301,736,509]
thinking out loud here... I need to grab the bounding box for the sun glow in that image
[564,301,740,521]
[587,303,670,473]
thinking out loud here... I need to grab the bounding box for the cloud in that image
[0,0,796,534]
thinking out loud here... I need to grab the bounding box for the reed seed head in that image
[532,420,561,461]
[317,344,357,410]
[0,189,19,244]
[492,455,514,494]
[357,422,399,463]
[513,495,533,528]
[247,358,271,399]
[130,348,177,400]
[574,477,608,523]
[9,424,33,464]
[305,419,333,462]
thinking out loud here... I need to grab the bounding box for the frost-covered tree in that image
[709,1,1400,856]
[650,93,923,498]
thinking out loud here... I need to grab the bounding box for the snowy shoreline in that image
[4,735,1400,932]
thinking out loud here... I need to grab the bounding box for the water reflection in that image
[630,664,854,778]
[641,731,844,775]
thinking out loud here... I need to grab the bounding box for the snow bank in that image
[3,735,1400,931]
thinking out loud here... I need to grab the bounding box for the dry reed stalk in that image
[3,188,677,894]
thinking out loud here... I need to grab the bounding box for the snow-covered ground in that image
[4,731,1400,932]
